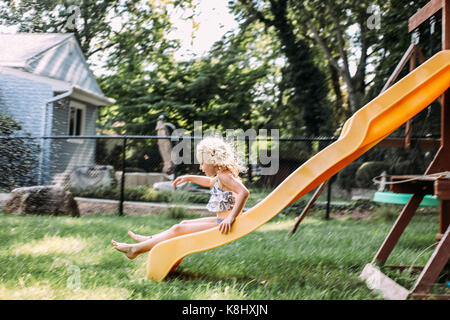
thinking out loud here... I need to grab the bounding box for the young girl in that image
[111,136,250,259]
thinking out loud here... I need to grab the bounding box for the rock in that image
[115,172,171,187]
[153,181,175,191]
[4,186,80,217]
[153,181,209,193]
[70,165,115,190]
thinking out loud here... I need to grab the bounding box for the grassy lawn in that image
[0,208,443,300]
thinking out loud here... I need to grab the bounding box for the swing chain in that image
[430,15,436,35]
[412,29,420,45]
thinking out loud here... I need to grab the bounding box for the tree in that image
[231,0,334,136]
[0,113,40,190]
[297,1,383,114]
[233,0,388,117]
[0,0,193,65]
[98,22,271,135]
[367,0,442,137]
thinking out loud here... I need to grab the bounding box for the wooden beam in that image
[411,226,450,295]
[440,0,450,238]
[381,43,416,93]
[440,201,450,236]
[377,138,440,149]
[411,293,450,300]
[444,0,450,49]
[408,0,444,32]
[391,181,434,195]
[372,194,424,264]
[434,179,450,200]
[442,0,450,147]
[290,181,328,235]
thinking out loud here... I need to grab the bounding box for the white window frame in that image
[67,100,86,144]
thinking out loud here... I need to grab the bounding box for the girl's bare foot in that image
[128,231,152,242]
[111,240,139,260]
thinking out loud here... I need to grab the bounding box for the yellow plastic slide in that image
[147,50,450,281]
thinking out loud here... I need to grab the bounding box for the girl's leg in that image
[128,217,217,242]
[113,219,218,259]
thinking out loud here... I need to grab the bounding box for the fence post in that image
[246,135,252,183]
[119,137,127,216]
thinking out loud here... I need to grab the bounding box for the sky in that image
[168,0,239,60]
[0,0,239,71]
[0,1,364,77]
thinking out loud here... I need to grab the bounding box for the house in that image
[0,33,115,186]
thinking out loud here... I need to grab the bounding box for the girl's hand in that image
[172,175,190,187]
[219,216,235,234]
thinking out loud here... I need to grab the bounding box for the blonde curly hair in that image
[196,136,248,178]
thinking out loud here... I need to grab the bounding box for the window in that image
[68,101,85,136]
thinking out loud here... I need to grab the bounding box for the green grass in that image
[0,209,443,300]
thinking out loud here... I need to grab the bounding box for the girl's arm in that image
[172,175,214,188]
[217,173,250,234]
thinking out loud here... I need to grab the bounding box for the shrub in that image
[280,198,307,216]
[0,114,40,190]
[126,141,163,173]
[355,161,390,189]
[95,142,123,171]
[71,186,170,202]
[182,192,210,204]
[143,188,172,202]
[392,160,419,175]
[69,185,212,205]
[167,207,188,219]
[125,186,149,201]
[337,161,361,192]
[370,204,400,222]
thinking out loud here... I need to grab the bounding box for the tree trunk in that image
[329,64,344,120]
[348,73,366,114]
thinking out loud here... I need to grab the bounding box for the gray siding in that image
[28,37,103,96]
[0,73,52,135]
[0,73,53,184]
[49,98,97,185]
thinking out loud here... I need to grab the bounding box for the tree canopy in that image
[0,0,441,138]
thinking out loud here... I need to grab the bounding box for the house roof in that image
[0,33,73,66]
[0,33,115,106]
[0,66,115,106]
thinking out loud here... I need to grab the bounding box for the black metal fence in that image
[0,134,439,216]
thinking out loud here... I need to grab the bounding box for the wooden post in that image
[372,194,424,264]
[404,47,417,149]
[290,181,328,235]
[440,0,450,236]
[246,135,252,183]
[411,226,450,295]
